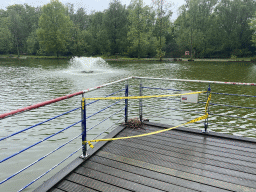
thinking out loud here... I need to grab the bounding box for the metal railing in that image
[0,77,132,191]
[0,76,255,191]
[132,76,256,135]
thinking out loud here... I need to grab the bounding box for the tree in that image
[250,13,256,47]
[7,8,24,57]
[6,4,40,56]
[215,0,256,57]
[174,0,238,58]
[86,11,109,55]
[37,0,73,57]
[67,4,88,31]
[75,8,88,30]
[25,5,41,55]
[104,0,129,55]
[26,30,39,55]
[152,0,172,60]
[67,25,88,56]
[175,3,194,58]
[0,17,12,53]
[127,0,158,58]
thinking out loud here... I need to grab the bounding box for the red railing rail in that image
[0,91,83,119]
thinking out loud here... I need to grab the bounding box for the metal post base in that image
[202,124,208,133]
[79,153,89,159]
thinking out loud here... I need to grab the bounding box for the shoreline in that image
[0,55,254,62]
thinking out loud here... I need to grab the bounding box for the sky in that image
[0,0,185,21]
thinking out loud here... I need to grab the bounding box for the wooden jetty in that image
[35,122,256,192]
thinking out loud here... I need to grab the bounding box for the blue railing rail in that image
[1,76,255,191]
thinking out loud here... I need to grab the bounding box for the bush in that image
[232,49,252,57]
[230,54,237,60]
[250,56,256,62]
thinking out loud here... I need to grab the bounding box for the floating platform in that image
[35,122,256,192]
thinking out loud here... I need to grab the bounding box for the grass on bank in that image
[0,54,255,62]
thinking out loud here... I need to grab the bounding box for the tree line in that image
[0,0,256,58]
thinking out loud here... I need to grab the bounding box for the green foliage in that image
[26,30,39,55]
[83,11,108,56]
[156,48,166,60]
[104,0,129,55]
[0,17,12,53]
[127,0,159,58]
[6,4,41,56]
[250,13,256,47]
[7,8,24,57]
[152,0,172,53]
[37,0,73,57]
[174,0,256,58]
[67,25,87,56]
[230,54,237,60]
[1,0,256,58]
[67,4,88,31]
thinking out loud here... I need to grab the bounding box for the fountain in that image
[68,57,108,74]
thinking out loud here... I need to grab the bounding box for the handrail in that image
[0,88,126,143]
[2,76,254,119]
[1,76,255,192]
[132,76,256,86]
[1,76,130,190]
[0,76,132,120]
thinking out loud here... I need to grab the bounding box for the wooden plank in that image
[73,167,164,192]
[34,125,126,192]
[100,143,256,189]
[144,124,256,150]
[97,151,256,192]
[66,173,130,192]
[106,136,256,171]
[52,180,98,192]
[117,131,256,167]
[81,161,194,192]
[127,125,256,151]
[47,124,256,192]
[89,155,230,192]
[118,130,256,160]
[130,126,256,153]
[106,138,256,180]
[48,188,65,192]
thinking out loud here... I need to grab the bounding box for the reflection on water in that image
[0,58,255,191]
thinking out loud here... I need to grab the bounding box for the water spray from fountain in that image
[68,57,109,74]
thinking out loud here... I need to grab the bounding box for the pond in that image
[0,57,255,191]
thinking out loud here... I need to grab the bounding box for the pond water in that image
[0,57,255,191]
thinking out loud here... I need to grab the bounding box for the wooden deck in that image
[35,122,256,192]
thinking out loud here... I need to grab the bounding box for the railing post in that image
[125,84,129,123]
[81,94,87,158]
[204,84,211,132]
[139,80,143,122]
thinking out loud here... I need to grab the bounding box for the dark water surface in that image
[0,57,255,191]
